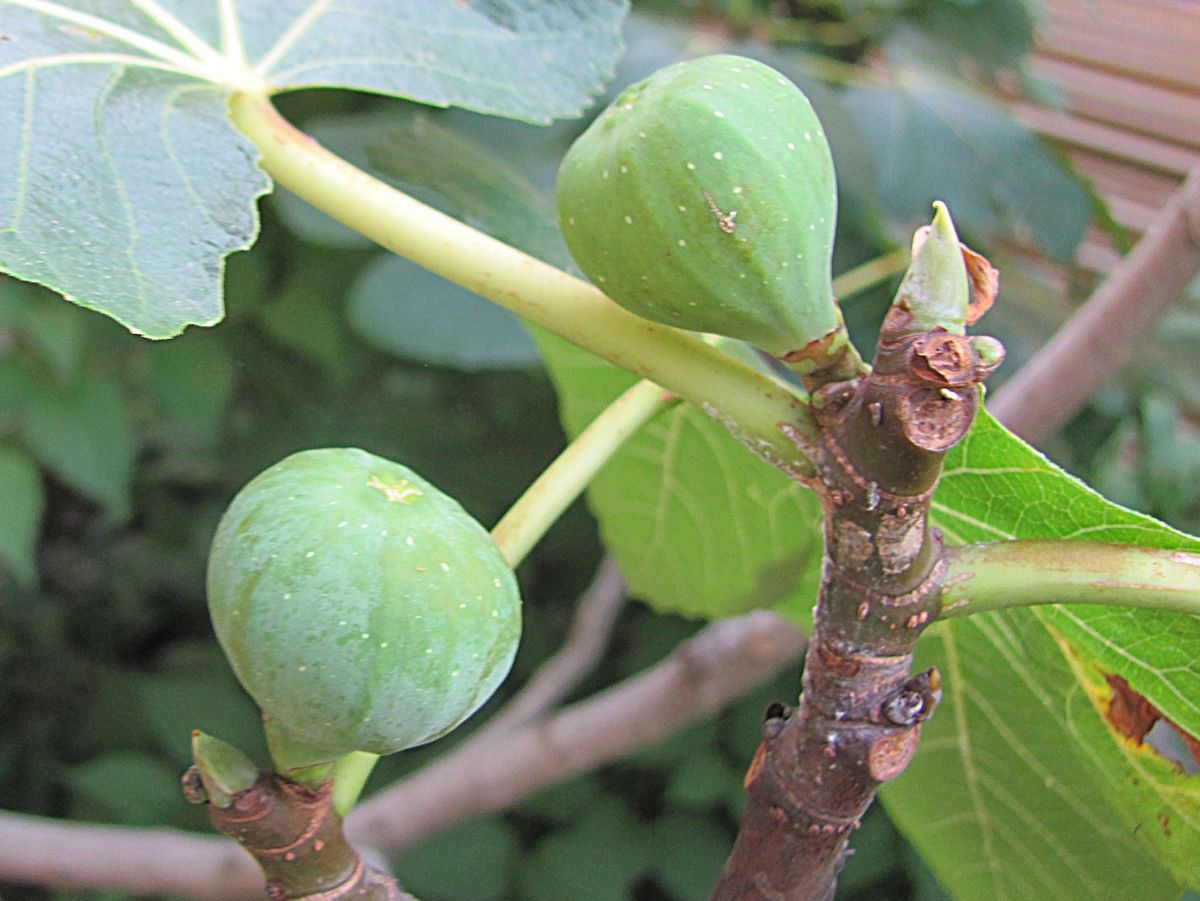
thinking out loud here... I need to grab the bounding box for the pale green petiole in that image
[227,93,818,476]
[492,379,677,568]
[330,751,381,817]
[940,541,1200,618]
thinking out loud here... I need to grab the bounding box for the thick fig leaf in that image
[0,0,627,337]
[883,610,1183,899]
[879,410,1200,896]
[534,329,824,622]
[935,411,1200,741]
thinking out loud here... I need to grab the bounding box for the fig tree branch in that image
[0,610,805,898]
[712,206,998,899]
[990,165,1200,444]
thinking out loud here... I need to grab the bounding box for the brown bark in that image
[194,772,412,900]
[712,308,999,900]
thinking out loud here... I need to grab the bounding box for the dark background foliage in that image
[2,1,1197,898]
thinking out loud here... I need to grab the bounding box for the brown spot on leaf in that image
[1105,674,1200,769]
[1106,674,1159,743]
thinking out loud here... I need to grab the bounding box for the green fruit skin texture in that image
[557,54,839,356]
[207,448,520,767]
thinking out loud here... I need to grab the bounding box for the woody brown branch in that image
[712,310,997,900]
[197,773,413,901]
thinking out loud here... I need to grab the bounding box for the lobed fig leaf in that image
[557,54,842,357]
[206,449,520,770]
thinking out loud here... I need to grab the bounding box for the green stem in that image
[940,541,1200,618]
[330,751,381,817]
[492,379,677,568]
[227,92,818,475]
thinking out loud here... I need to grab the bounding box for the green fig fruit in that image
[207,448,520,770]
[557,54,841,357]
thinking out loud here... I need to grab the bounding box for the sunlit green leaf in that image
[935,412,1200,740]
[883,609,1182,898]
[895,410,1200,892]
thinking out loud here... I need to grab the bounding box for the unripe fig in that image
[557,54,841,356]
[207,448,520,770]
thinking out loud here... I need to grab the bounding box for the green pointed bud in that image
[891,201,970,336]
[190,730,259,808]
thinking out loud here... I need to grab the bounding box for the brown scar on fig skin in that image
[703,190,738,234]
